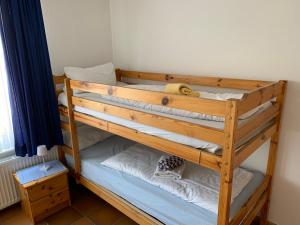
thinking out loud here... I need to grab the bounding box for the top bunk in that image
[53,68,286,173]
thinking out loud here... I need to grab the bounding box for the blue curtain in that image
[0,0,63,156]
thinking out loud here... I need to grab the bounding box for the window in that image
[0,34,14,157]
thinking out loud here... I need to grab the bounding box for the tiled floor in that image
[0,181,261,225]
[0,183,137,225]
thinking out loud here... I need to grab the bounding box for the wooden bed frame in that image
[53,69,287,225]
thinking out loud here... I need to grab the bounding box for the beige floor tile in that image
[86,205,122,225]
[71,217,94,225]
[45,207,82,225]
[113,216,138,225]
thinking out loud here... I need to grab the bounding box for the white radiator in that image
[0,148,58,210]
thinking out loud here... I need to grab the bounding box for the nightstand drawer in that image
[27,173,68,202]
[31,188,70,218]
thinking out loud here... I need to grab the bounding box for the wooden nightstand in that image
[14,160,70,224]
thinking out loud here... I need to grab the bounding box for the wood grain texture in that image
[31,189,69,216]
[230,176,270,225]
[217,100,239,225]
[235,103,279,142]
[58,145,66,163]
[65,78,81,181]
[234,124,277,168]
[243,192,268,225]
[118,70,272,90]
[80,176,163,225]
[27,173,68,202]
[70,80,227,116]
[60,121,70,131]
[238,82,281,116]
[72,110,222,171]
[115,69,122,81]
[108,122,221,171]
[61,144,74,156]
[52,72,286,225]
[14,172,70,223]
[53,75,66,85]
[72,96,225,145]
[260,80,287,225]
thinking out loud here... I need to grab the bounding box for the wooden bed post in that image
[64,78,81,182]
[115,69,122,82]
[259,80,287,225]
[217,100,239,225]
[57,145,66,164]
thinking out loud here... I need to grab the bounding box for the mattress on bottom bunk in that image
[58,92,272,153]
[65,136,265,225]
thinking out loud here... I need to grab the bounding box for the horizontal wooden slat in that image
[59,106,68,117]
[60,121,70,131]
[72,96,225,145]
[110,122,201,168]
[80,176,163,225]
[119,70,272,90]
[73,111,221,171]
[53,75,66,85]
[234,124,277,167]
[230,176,270,225]
[70,80,227,116]
[61,145,73,156]
[74,111,108,130]
[243,192,268,225]
[235,103,279,142]
[238,82,282,116]
[61,107,222,170]
[109,122,222,171]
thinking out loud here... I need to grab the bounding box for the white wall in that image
[110,1,300,224]
[41,0,113,74]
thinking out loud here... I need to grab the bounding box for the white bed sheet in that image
[65,136,265,225]
[101,143,253,213]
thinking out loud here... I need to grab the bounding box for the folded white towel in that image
[154,156,185,179]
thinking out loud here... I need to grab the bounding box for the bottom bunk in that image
[64,135,265,225]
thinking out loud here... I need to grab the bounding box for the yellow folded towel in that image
[164,83,200,97]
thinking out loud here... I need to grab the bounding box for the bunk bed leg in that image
[259,80,287,225]
[64,78,81,183]
[115,69,122,82]
[53,76,67,165]
[58,145,66,164]
[217,100,239,225]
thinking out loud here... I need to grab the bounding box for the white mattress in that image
[58,89,272,153]
[65,136,265,225]
[101,143,254,213]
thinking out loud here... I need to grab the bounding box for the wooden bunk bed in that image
[53,69,287,225]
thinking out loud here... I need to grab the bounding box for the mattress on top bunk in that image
[65,136,265,225]
[58,91,272,153]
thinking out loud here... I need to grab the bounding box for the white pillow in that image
[64,63,117,93]
[63,125,113,151]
